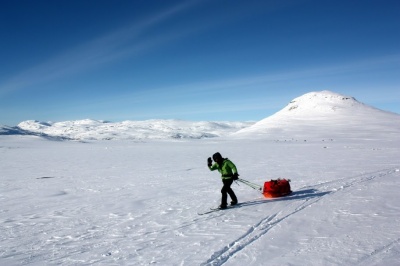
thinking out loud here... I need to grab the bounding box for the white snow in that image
[16,119,254,140]
[1,91,400,265]
[234,90,400,140]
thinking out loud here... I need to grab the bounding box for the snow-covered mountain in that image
[3,90,400,141]
[234,90,400,139]
[14,119,254,140]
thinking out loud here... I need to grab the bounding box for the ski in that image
[197,204,240,215]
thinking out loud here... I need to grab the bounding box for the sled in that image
[262,179,292,198]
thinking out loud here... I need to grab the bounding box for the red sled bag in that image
[263,179,292,198]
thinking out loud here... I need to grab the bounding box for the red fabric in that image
[263,179,292,198]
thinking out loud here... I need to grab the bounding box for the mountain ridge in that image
[7,119,254,141]
[2,91,399,140]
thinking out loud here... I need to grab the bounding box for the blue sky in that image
[1,0,399,126]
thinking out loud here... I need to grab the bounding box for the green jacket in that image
[209,159,237,180]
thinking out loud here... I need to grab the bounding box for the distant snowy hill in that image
[12,119,254,140]
[234,90,400,139]
[3,90,399,141]
[0,124,73,139]
[0,125,26,135]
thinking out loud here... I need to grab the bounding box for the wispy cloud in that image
[0,1,201,97]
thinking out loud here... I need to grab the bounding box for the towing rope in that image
[237,178,263,193]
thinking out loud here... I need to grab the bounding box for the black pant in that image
[221,178,237,207]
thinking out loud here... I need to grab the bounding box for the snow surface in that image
[1,91,400,265]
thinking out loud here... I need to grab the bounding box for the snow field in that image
[1,135,399,265]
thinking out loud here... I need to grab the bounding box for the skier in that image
[207,152,239,209]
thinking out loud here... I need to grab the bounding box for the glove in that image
[207,157,212,167]
[232,173,239,180]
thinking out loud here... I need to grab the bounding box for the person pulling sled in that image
[208,152,239,209]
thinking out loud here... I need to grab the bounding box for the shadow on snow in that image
[239,189,331,208]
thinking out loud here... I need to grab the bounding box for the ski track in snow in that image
[203,167,399,266]
[357,237,400,265]
[1,136,399,265]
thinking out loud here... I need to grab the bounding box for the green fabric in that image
[209,159,237,179]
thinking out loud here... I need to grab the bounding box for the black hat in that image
[212,152,222,161]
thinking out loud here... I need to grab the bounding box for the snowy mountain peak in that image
[281,90,363,115]
[18,120,52,130]
[234,90,400,139]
